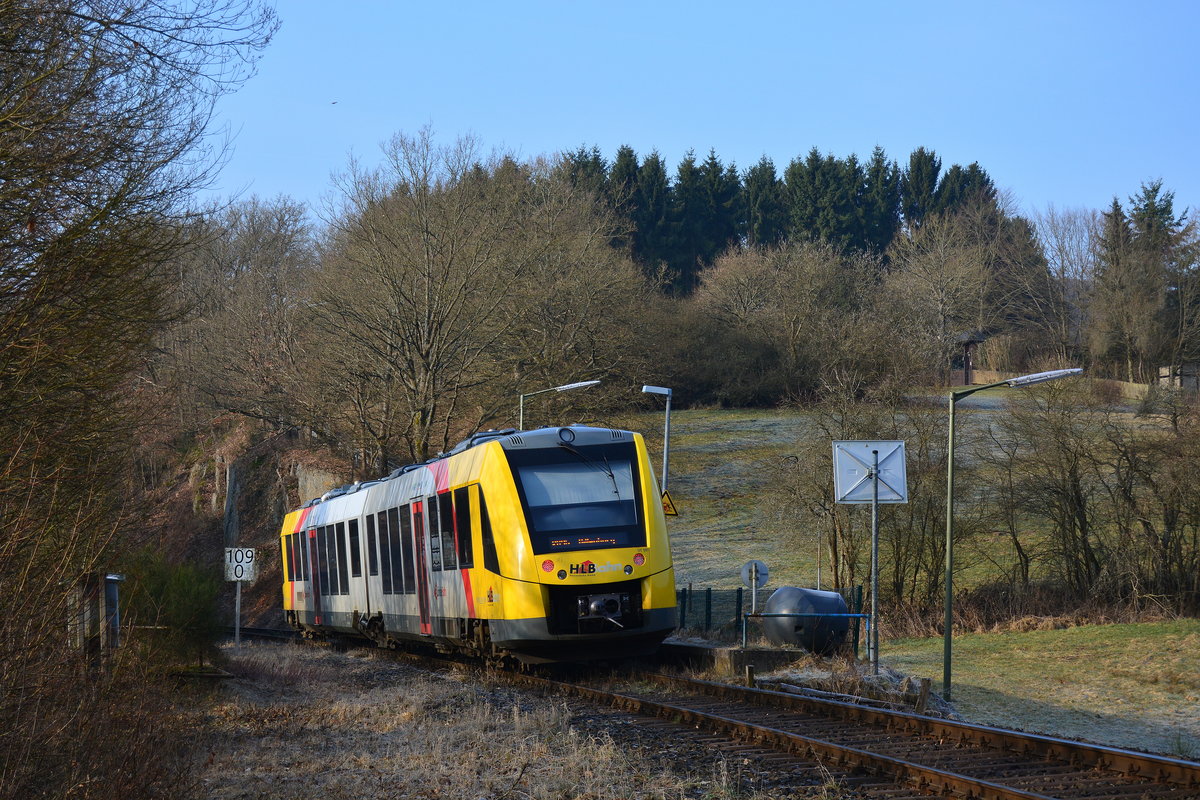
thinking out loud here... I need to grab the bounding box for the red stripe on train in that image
[461,568,475,617]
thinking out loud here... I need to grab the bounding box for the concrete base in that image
[657,638,806,676]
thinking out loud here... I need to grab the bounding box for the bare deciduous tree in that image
[0,2,276,795]
[313,131,647,468]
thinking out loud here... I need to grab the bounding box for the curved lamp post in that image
[518,380,600,430]
[944,368,1082,700]
[641,385,672,491]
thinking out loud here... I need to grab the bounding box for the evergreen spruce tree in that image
[699,149,742,260]
[861,146,901,255]
[817,153,863,252]
[935,162,996,216]
[1127,181,1198,374]
[901,146,941,228]
[633,150,671,281]
[668,151,707,294]
[744,156,785,247]
[783,147,822,242]
[607,145,640,216]
[560,144,608,197]
[606,145,641,252]
[1091,198,1145,381]
[783,148,861,253]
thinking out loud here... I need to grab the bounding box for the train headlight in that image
[624,565,633,575]
[557,570,567,580]
[558,427,575,443]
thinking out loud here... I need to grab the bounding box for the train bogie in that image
[279,426,677,663]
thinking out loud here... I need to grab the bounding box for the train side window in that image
[302,530,312,580]
[399,504,416,593]
[377,511,393,594]
[328,525,341,595]
[315,526,327,593]
[365,514,378,577]
[314,527,324,591]
[479,491,499,574]
[294,532,303,581]
[454,485,473,568]
[439,491,457,571]
[335,521,349,594]
[312,528,321,588]
[386,507,404,594]
[427,495,443,571]
[348,519,361,579]
[324,525,339,595]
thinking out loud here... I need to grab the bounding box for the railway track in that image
[224,631,1199,798]
[227,626,299,641]
[509,669,1200,800]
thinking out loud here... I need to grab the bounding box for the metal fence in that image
[674,585,864,651]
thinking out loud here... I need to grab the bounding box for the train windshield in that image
[507,442,646,554]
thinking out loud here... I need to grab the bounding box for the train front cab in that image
[478,427,677,662]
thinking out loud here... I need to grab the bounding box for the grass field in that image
[883,621,1200,757]
[622,407,826,589]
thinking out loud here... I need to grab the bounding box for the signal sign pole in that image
[832,441,908,675]
[225,547,257,648]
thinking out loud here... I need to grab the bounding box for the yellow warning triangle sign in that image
[661,490,678,516]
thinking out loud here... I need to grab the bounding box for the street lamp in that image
[943,368,1082,700]
[641,385,672,491]
[518,380,600,430]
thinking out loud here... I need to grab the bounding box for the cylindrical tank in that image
[762,586,849,654]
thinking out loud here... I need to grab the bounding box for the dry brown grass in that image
[189,642,851,799]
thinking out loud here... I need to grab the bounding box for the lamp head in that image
[1005,368,1083,388]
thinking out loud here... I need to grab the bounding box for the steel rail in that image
[514,672,1061,800]
[648,673,1200,790]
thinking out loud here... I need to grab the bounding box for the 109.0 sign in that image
[224,547,257,582]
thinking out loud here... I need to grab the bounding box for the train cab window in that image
[365,515,379,577]
[427,495,443,571]
[439,491,457,571]
[335,521,349,594]
[377,511,393,594]
[349,519,362,578]
[399,505,416,593]
[505,441,646,555]
[386,507,405,594]
[479,490,499,574]
[454,485,473,568]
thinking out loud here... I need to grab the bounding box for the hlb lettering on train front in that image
[569,561,623,574]
[278,425,676,664]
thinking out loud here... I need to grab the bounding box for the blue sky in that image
[206,1,1200,218]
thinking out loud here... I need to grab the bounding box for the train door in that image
[428,493,449,625]
[345,518,370,618]
[307,528,323,625]
[410,500,432,634]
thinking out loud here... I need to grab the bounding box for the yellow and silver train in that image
[279,425,676,663]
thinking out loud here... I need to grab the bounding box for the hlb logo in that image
[569,560,621,574]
